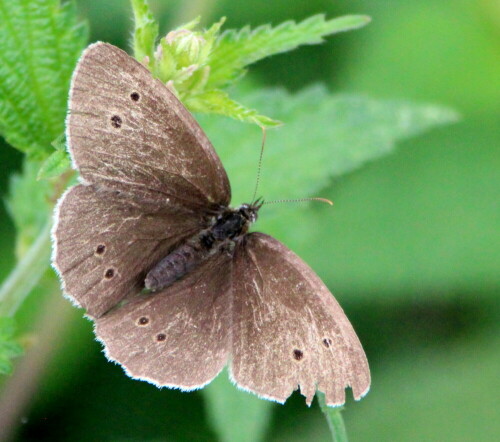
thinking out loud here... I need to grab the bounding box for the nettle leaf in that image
[186,89,282,127]
[207,15,371,88]
[0,316,23,375]
[0,0,87,158]
[37,149,71,180]
[131,0,158,67]
[6,159,52,257]
[198,85,459,211]
[135,5,369,127]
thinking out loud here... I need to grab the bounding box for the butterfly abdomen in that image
[144,207,254,292]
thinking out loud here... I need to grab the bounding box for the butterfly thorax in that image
[144,202,262,292]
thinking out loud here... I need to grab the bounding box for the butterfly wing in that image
[67,42,230,208]
[94,252,232,389]
[54,42,232,317]
[53,185,206,318]
[230,233,370,406]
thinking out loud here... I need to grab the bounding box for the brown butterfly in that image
[52,42,370,406]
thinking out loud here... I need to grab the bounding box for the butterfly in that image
[52,42,370,406]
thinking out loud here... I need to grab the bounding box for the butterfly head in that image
[238,198,264,224]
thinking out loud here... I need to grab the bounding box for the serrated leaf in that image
[207,14,370,88]
[131,0,158,67]
[197,85,459,209]
[37,149,71,180]
[187,89,282,128]
[6,159,52,257]
[0,0,87,158]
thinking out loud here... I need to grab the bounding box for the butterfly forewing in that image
[230,233,370,405]
[53,185,205,318]
[67,42,230,208]
[94,252,233,389]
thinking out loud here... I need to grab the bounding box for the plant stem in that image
[0,220,52,316]
[317,393,349,442]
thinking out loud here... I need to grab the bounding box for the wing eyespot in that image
[322,338,332,348]
[110,115,122,128]
[293,349,304,361]
[95,244,106,255]
[104,268,115,279]
[156,333,166,342]
[130,92,140,101]
[137,316,149,326]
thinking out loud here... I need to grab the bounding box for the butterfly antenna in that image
[263,197,333,206]
[251,127,267,204]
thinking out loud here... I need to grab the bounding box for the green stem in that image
[0,220,52,316]
[317,393,349,442]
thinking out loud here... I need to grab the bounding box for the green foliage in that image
[208,14,371,89]
[186,88,282,127]
[198,85,459,210]
[0,317,23,375]
[345,329,500,441]
[0,0,87,159]
[6,160,52,258]
[130,0,158,67]
[204,370,273,442]
[37,149,71,181]
[133,1,370,127]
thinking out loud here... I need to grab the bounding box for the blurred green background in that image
[0,0,499,440]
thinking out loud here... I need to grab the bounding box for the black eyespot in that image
[137,317,149,326]
[110,115,122,128]
[156,333,166,342]
[130,92,140,101]
[95,244,106,255]
[323,338,332,348]
[293,349,304,361]
[104,268,114,279]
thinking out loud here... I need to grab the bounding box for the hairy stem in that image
[317,393,348,442]
[0,220,52,316]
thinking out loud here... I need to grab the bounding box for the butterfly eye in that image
[130,92,140,101]
[322,338,332,348]
[293,349,304,361]
[110,115,122,128]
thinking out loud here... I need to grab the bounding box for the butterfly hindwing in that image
[94,252,233,389]
[230,233,370,405]
[53,185,206,318]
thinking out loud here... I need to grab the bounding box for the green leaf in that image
[344,329,500,441]
[6,159,52,257]
[203,370,273,442]
[186,89,282,128]
[37,149,71,180]
[0,316,23,375]
[197,85,459,209]
[0,0,87,158]
[131,0,158,67]
[207,15,371,88]
[306,114,498,302]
